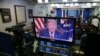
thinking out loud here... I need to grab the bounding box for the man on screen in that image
[39,19,62,41]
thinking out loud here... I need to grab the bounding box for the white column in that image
[62,8,63,17]
[81,9,84,23]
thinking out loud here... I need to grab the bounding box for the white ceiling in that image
[25,0,100,3]
[25,0,100,7]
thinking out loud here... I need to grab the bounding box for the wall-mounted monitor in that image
[33,17,75,43]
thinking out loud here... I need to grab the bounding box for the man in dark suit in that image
[39,19,62,41]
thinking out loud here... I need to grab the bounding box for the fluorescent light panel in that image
[37,0,43,3]
[55,4,59,7]
[45,0,49,3]
[70,3,74,7]
[66,4,69,6]
[93,0,100,2]
[63,0,68,2]
[93,3,97,6]
[87,3,91,6]
[73,0,78,2]
[75,3,79,6]
[51,4,55,7]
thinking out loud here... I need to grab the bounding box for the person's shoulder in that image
[40,28,48,32]
[95,18,99,20]
[0,32,11,37]
[95,18,99,21]
[92,18,98,21]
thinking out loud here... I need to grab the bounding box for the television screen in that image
[68,10,77,18]
[33,17,75,43]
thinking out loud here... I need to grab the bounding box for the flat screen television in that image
[33,17,75,43]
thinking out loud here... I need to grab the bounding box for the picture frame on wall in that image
[28,9,33,18]
[0,8,11,23]
[14,5,26,24]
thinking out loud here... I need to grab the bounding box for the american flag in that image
[34,18,45,32]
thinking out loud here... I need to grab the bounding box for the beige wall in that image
[0,0,34,33]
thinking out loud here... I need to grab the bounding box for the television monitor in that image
[33,17,75,43]
[68,10,77,18]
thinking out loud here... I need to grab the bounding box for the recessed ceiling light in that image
[63,0,68,2]
[75,3,79,6]
[93,0,100,2]
[66,4,69,6]
[45,0,49,3]
[37,0,43,3]
[51,4,55,7]
[55,4,59,7]
[85,3,92,8]
[55,4,63,8]
[93,3,97,6]
[87,3,91,6]
[73,0,78,2]
[70,3,74,7]
[59,4,63,8]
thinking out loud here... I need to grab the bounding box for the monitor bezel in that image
[33,16,76,44]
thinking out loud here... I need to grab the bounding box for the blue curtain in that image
[83,8,90,22]
[56,8,62,17]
